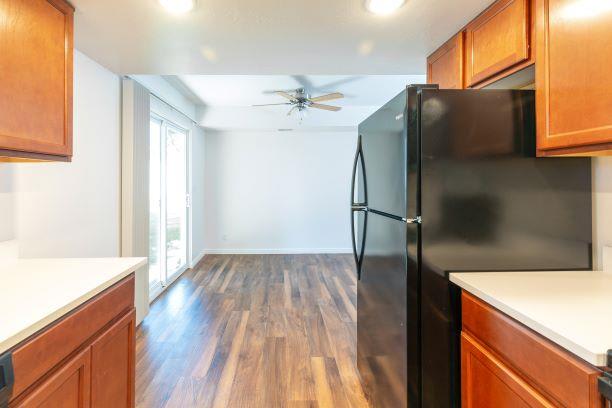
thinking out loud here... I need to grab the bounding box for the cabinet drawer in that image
[462,292,601,407]
[10,275,134,399]
[465,0,531,87]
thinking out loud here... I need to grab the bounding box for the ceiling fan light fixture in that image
[159,0,195,14]
[365,0,406,15]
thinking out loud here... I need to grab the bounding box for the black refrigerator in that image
[351,86,592,408]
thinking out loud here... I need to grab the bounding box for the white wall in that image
[593,157,612,270]
[11,50,122,258]
[204,130,356,253]
[0,166,15,241]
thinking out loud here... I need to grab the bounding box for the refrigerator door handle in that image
[351,135,368,207]
[367,208,421,224]
[350,207,368,280]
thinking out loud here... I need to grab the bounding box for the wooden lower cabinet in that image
[8,275,136,408]
[13,348,91,408]
[462,333,553,407]
[461,292,603,407]
[91,310,135,407]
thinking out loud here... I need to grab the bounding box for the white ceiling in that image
[71,0,494,75]
[168,74,426,130]
[177,75,425,106]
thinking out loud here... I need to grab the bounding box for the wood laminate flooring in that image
[135,254,370,408]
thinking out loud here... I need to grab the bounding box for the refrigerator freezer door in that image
[357,212,418,408]
[358,90,408,218]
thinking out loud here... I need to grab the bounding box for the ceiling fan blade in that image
[276,91,296,101]
[287,106,298,116]
[310,103,342,112]
[309,92,344,102]
[252,103,292,107]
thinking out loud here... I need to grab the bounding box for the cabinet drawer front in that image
[0,0,73,158]
[10,275,135,399]
[535,0,612,152]
[466,0,531,86]
[462,292,601,408]
[462,333,553,408]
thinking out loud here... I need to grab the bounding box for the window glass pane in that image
[165,126,187,277]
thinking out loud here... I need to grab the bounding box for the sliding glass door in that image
[164,125,188,281]
[149,116,189,300]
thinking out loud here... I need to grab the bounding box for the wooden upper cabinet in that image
[427,33,464,89]
[465,0,533,87]
[0,0,74,161]
[535,0,612,155]
[12,348,91,408]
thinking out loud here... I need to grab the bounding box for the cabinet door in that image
[427,32,464,89]
[461,333,554,408]
[536,0,612,154]
[465,0,531,87]
[12,349,90,408]
[90,309,135,408]
[0,0,73,160]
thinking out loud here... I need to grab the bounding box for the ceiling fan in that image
[252,88,344,119]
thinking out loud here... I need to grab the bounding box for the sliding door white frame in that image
[149,112,191,302]
[149,116,164,301]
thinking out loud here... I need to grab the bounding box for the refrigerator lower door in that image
[357,212,418,408]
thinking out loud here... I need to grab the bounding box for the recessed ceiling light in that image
[159,0,195,14]
[365,0,406,16]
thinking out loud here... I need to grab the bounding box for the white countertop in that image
[450,271,612,367]
[0,257,147,355]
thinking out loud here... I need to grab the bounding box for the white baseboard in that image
[190,249,206,267]
[204,248,352,255]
